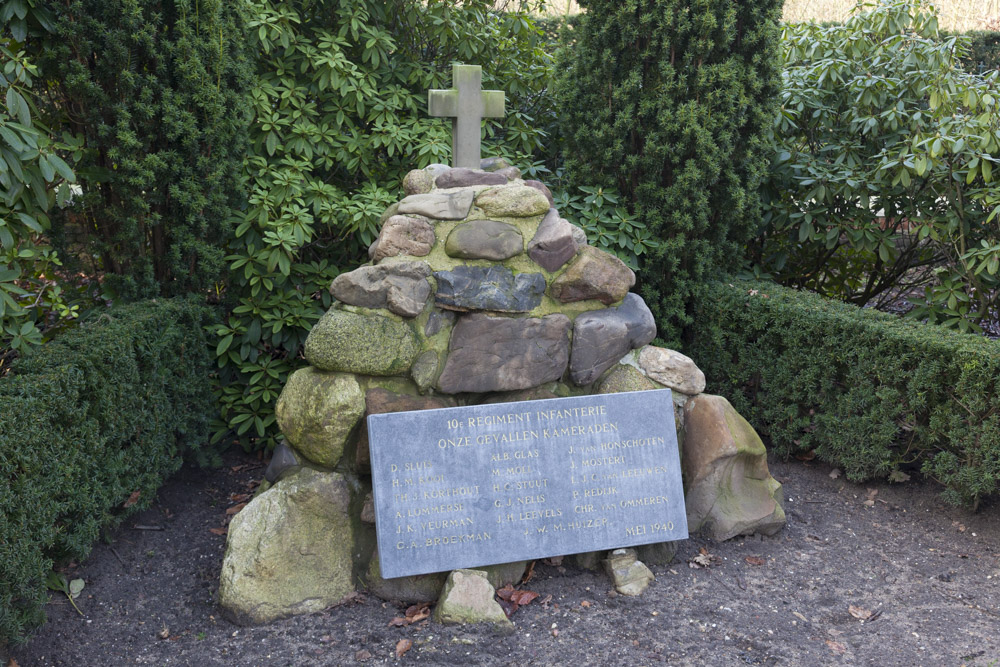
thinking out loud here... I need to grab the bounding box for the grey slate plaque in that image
[367,390,688,579]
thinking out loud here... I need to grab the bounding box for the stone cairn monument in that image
[218,65,785,626]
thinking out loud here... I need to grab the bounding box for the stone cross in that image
[428,64,506,170]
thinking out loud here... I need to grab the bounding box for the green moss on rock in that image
[304,307,419,376]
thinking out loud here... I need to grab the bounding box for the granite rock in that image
[435,168,507,189]
[433,569,512,628]
[445,219,523,260]
[474,185,550,218]
[638,346,706,395]
[371,215,435,263]
[434,265,545,313]
[304,308,419,376]
[597,364,659,395]
[569,293,657,386]
[549,245,636,305]
[569,223,589,246]
[398,191,475,220]
[403,169,435,195]
[603,548,654,596]
[683,394,785,541]
[274,368,364,468]
[494,165,521,181]
[218,469,357,624]
[437,313,571,393]
[330,262,432,318]
[528,208,578,272]
[480,157,512,172]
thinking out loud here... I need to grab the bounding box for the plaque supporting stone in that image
[368,390,688,579]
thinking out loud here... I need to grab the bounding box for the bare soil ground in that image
[11,447,1000,667]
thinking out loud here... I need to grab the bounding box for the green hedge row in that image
[0,298,217,646]
[686,281,1000,510]
[955,30,1000,73]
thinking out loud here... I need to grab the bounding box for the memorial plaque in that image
[368,390,688,579]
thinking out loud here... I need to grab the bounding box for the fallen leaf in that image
[497,598,518,618]
[539,594,553,607]
[123,490,141,508]
[209,527,227,536]
[509,589,539,606]
[795,450,817,461]
[866,488,879,500]
[825,639,847,655]
[849,604,873,621]
[745,556,766,566]
[521,560,536,584]
[158,626,170,640]
[496,584,516,602]
[580,600,591,608]
[405,603,430,620]
[8,659,20,667]
[827,628,843,637]
[688,547,720,569]
[226,502,247,516]
[68,578,85,599]
[230,493,251,503]
[355,649,372,661]
[792,611,808,623]
[542,556,564,566]
[395,638,412,659]
[829,469,842,479]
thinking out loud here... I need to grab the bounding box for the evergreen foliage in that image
[0,297,217,646]
[555,0,783,346]
[687,280,1000,510]
[212,0,554,450]
[36,0,253,300]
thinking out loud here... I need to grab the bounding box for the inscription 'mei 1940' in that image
[367,390,688,579]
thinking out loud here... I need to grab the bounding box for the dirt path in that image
[12,449,1000,666]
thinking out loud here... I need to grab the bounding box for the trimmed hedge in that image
[686,280,1000,510]
[0,297,217,646]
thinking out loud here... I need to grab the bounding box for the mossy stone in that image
[275,368,364,468]
[304,307,419,376]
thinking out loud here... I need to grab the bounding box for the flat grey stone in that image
[435,168,507,189]
[434,265,545,313]
[330,262,432,318]
[524,179,554,206]
[371,215,435,263]
[425,163,451,179]
[569,293,657,385]
[549,245,635,305]
[437,313,570,393]
[398,191,475,220]
[528,208,578,272]
[445,219,523,260]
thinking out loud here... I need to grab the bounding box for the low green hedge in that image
[686,280,1000,510]
[956,30,1000,74]
[0,297,217,646]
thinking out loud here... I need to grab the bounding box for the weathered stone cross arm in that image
[428,64,506,170]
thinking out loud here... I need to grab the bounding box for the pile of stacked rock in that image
[218,160,785,625]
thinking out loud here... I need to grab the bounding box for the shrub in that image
[35,0,253,300]
[753,0,1000,333]
[687,280,1000,509]
[555,0,783,346]
[0,30,79,366]
[212,0,555,450]
[0,297,217,646]
[957,30,1000,73]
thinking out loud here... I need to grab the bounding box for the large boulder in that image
[218,469,358,624]
[549,245,635,305]
[682,394,785,541]
[274,368,364,468]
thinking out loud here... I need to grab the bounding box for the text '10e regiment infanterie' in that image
[367,390,688,579]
